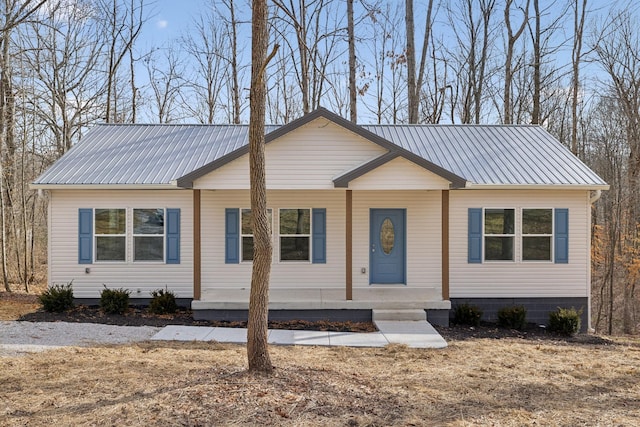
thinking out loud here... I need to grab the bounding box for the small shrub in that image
[100,285,130,314]
[148,288,178,314]
[548,307,582,336]
[453,303,483,326]
[39,283,74,312]
[497,305,527,330]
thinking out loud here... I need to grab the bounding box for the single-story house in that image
[33,108,608,329]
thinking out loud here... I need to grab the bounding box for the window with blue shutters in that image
[226,207,327,264]
[468,207,568,264]
[78,208,180,264]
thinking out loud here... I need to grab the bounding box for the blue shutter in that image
[468,208,482,263]
[78,208,93,264]
[312,208,326,264]
[555,208,569,264]
[225,208,240,264]
[166,208,180,264]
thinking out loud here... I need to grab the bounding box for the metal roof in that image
[34,124,277,186]
[33,110,607,189]
[362,124,607,187]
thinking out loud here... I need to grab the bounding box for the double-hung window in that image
[522,209,553,261]
[80,208,179,264]
[279,208,311,261]
[469,207,566,264]
[133,208,165,262]
[484,208,515,261]
[94,209,126,261]
[241,208,272,261]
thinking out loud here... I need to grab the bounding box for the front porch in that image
[192,287,450,311]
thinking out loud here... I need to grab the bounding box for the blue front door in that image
[370,209,406,284]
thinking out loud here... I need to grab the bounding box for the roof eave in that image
[29,183,181,190]
[462,183,610,190]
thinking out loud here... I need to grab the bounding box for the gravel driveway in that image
[0,321,161,357]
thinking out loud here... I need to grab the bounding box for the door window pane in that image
[380,218,395,255]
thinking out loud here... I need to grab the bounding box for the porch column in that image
[441,190,450,300]
[193,189,201,300]
[346,189,353,300]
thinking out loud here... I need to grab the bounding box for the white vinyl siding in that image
[193,119,387,190]
[348,157,451,190]
[199,190,443,298]
[351,190,442,292]
[48,190,193,299]
[201,190,344,292]
[450,190,590,298]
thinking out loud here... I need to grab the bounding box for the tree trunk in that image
[531,0,541,124]
[347,0,356,123]
[571,0,587,154]
[503,0,529,125]
[247,0,277,373]
[405,0,417,123]
[230,0,241,124]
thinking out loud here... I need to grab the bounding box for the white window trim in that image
[483,207,516,263]
[94,208,127,263]
[132,208,166,263]
[521,208,554,263]
[240,208,273,263]
[278,207,312,263]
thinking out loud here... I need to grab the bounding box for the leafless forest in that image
[0,0,638,334]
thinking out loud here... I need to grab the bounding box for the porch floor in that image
[192,287,450,311]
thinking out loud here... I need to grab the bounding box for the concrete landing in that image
[151,321,447,349]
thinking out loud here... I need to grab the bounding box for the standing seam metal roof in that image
[33,118,607,188]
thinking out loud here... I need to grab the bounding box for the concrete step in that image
[372,309,426,321]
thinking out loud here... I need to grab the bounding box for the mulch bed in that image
[18,305,378,332]
[14,301,618,345]
[433,321,616,345]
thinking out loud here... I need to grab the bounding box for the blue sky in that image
[140,0,202,48]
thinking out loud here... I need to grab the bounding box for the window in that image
[280,208,310,261]
[484,208,515,261]
[94,209,126,261]
[133,208,165,261]
[241,208,272,261]
[522,209,553,261]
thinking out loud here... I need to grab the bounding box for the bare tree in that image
[405,0,434,124]
[272,0,342,114]
[181,12,228,124]
[361,2,405,124]
[594,10,640,333]
[22,0,105,156]
[247,0,278,373]
[447,0,497,124]
[503,0,530,124]
[571,0,587,154]
[97,0,145,123]
[143,48,186,124]
[0,0,48,292]
[347,0,356,122]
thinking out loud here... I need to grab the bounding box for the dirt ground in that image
[2,288,640,425]
[1,337,638,426]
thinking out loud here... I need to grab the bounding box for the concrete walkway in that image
[151,320,447,349]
